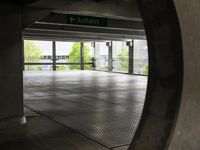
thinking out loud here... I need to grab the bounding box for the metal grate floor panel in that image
[23,71,147,149]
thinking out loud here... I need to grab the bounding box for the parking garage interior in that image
[0,1,149,150]
[0,0,200,150]
[22,38,148,150]
[21,16,149,149]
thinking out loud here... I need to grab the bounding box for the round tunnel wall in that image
[22,0,200,149]
[129,0,183,150]
[23,0,184,149]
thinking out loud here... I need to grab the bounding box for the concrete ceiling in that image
[22,0,141,20]
[22,0,145,41]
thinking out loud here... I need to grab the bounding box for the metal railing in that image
[24,61,94,71]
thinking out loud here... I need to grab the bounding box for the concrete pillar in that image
[94,42,98,58]
[94,42,101,70]
[22,40,25,71]
[106,42,113,72]
[127,40,134,74]
[52,41,56,71]
[92,42,96,70]
[80,42,84,70]
[0,2,25,128]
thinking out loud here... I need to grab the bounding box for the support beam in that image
[127,40,134,74]
[23,28,146,42]
[22,40,25,71]
[52,41,56,71]
[107,42,113,72]
[92,42,96,70]
[80,42,84,70]
[0,2,25,128]
[26,23,145,38]
[22,7,52,29]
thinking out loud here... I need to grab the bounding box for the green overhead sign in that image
[67,14,108,27]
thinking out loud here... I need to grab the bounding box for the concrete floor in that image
[0,71,147,150]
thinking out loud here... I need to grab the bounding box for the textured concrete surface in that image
[0,2,24,121]
[129,1,183,150]
[0,109,109,150]
[112,145,129,150]
[167,1,200,150]
[21,71,147,150]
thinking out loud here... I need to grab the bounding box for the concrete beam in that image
[22,6,52,29]
[29,22,145,35]
[23,23,145,41]
[37,13,144,30]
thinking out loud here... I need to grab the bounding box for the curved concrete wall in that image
[22,0,200,149]
[21,1,200,149]
[168,1,200,149]
[1,0,199,149]
[129,1,183,149]
[128,0,200,149]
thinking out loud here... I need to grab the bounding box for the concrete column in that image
[0,2,25,128]
[106,42,113,72]
[22,40,25,71]
[52,41,56,71]
[92,42,96,70]
[127,40,134,74]
[94,42,101,70]
[80,42,84,70]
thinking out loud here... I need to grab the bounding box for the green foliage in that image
[137,64,143,74]
[116,46,129,72]
[138,64,149,75]
[143,64,149,75]
[68,42,92,70]
[56,65,69,71]
[24,40,42,71]
[116,46,148,75]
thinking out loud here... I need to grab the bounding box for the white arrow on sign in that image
[69,16,76,23]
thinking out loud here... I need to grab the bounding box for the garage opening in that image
[23,36,148,149]
[0,0,186,150]
[23,40,148,75]
[0,0,184,150]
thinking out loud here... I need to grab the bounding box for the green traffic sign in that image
[67,14,107,27]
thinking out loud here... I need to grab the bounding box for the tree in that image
[24,40,42,71]
[56,65,69,71]
[143,64,149,75]
[68,42,92,70]
[117,46,129,72]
